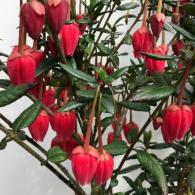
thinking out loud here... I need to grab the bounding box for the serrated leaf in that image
[119,101,150,112]
[60,64,97,84]
[47,146,67,163]
[12,101,42,130]
[104,140,128,156]
[0,84,31,107]
[117,3,139,10]
[131,86,174,101]
[137,151,168,195]
[102,94,115,114]
[58,100,86,112]
[105,66,129,83]
[170,23,195,41]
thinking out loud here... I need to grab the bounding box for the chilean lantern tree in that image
[1,0,195,194]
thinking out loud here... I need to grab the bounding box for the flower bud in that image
[51,111,76,139]
[152,117,163,130]
[46,0,70,34]
[150,13,165,37]
[132,26,153,58]
[107,132,122,144]
[7,50,36,85]
[21,0,45,40]
[172,39,184,56]
[93,151,114,185]
[71,145,99,185]
[76,14,87,35]
[123,122,139,143]
[28,110,49,141]
[60,23,80,56]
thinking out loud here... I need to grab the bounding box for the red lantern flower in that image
[7,50,36,85]
[132,26,154,58]
[21,0,45,40]
[107,132,122,144]
[60,23,80,56]
[31,50,45,68]
[190,104,195,136]
[51,111,76,139]
[161,104,193,143]
[71,145,99,185]
[45,0,70,34]
[123,122,139,144]
[93,150,114,185]
[172,39,184,56]
[28,110,49,142]
[42,88,56,107]
[150,13,165,37]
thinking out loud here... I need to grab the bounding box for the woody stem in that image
[177,63,192,105]
[84,85,101,148]
[18,0,24,55]
[97,93,104,154]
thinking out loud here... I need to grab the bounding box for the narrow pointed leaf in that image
[119,101,150,112]
[58,100,86,112]
[117,3,139,10]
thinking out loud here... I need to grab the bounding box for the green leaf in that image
[12,101,42,130]
[60,64,97,84]
[187,168,195,191]
[170,23,195,41]
[47,146,68,163]
[76,90,95,99]
[123,34,132,45]
[0,137,8,150]
[110,177,119,187]
[101,116,112,128]
[102,94,115,114]
[110,55,119,68]
[143,130,152,147]
[119,164,140,175]
[182,3,195,16]
[58,100,86,112]
[0,79,11,88]
[97,43,111,55]
[117,3,139,10]
[131,86,174,101]
[123,176,139,194]
[105,66,129,83]
[137,151,168,195]
[140,52,177,60]
[104,140,128,156]
[119,101,150,112]
[36,58,56,77]
[0,84,31,107]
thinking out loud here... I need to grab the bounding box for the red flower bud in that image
[190,104,195,136]
[51,136,66,151]
[123,122,139,143]
[145,45,167,74]
[150,13,165,37]
[172,39,184,56]
[76,14,87,35]
[104,66,114,76]
[172,12,180,24]
[42,88,56,107]
[51,111,76,139]
[21,0,45,40]
[71,145,99,185]
[7,51,36,85]
[107,132,122,144]
[93,151,114,185]
[152,117,163,130]
[161,104,192,143]
[132,26,154,58]
[60,23,80,56]
[28,110,49,141]
[46,0,70,34]
[31,50,45,68]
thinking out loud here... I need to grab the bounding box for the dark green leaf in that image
[137,151,168,195]
[131,86,174,101]
[170,23,195,41]
[101,116,112,128]
[123,34,132,45]
[58,100,86,112]
[123,176,139,194]
[149,143,170,150]
[60,64,97,84]
[119,101,150,112]
[76,90,95,99]
[0,79,11,88]
[47,146,68,163]
[182,3,195,16]
[104,140,128,156]
[117,3,139,10]
[143,130,152,147]
[105,66,129,83]
[187,168,195,191]
[97,43,111,55]
[0,84,32,107]
[119,164,140,175]
[110,55,119,68]
[110,177,119,187]
[0,137,7,150]
[102,95,115,114]
[140,52,177,60]
[12,101,42,130]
